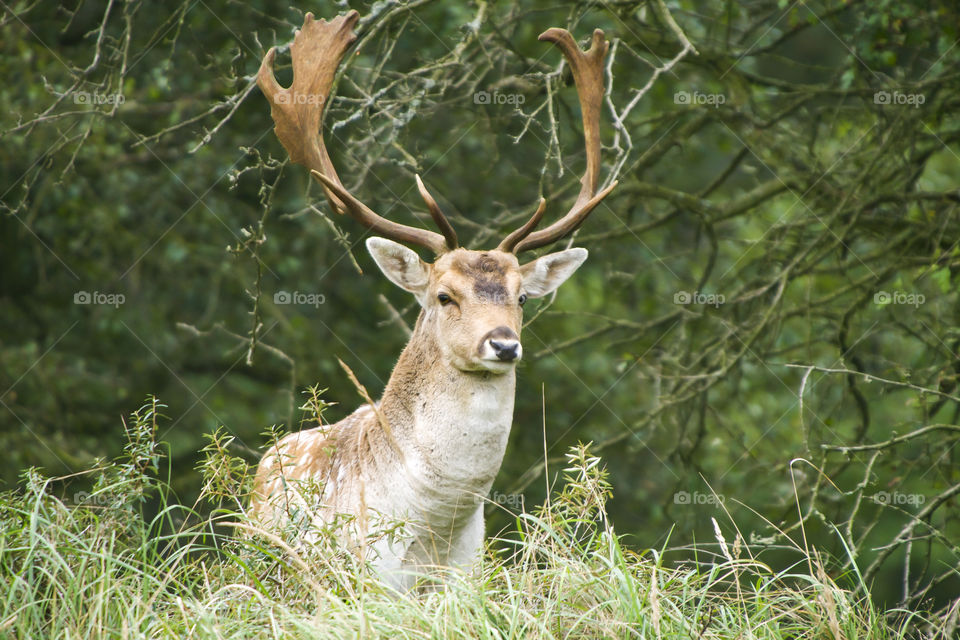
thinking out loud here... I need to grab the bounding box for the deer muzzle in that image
[480,326,522,363]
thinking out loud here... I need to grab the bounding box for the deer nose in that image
[482,326,522,362]
[490,339,520,362]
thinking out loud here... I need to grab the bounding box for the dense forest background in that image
[2,0,958,621]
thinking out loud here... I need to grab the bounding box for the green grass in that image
[0,400,940,639]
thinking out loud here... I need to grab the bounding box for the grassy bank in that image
[0,400,938,638]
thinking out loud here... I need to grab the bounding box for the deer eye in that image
[437,293,453,305]
[518,293,527,306]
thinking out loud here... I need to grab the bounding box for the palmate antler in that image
[499,28,618,253]
[257,11,456,254]
[258,11,615,256]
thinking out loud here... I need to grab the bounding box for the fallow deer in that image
[251,10,616,590]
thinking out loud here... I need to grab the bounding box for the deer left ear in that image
[366,237,431,297]
[520,248,588,298]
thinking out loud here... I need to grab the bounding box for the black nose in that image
[481,326,522,362]
[490,339,519,361]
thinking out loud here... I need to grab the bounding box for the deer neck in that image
[379,310,517,493]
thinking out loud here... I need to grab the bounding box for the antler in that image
[258,11,457,254]
[497,198,546,253]
[502,28,618,254]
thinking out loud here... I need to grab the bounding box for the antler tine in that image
[509,28,618,254]
[415,175,458,251]
[310,171,445,252]
[497,198,546,253]
[258,11,450,255]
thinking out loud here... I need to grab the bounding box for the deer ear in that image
[520,248,588,298]
[366,237,431,295]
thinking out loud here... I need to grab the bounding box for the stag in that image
[251,10,615,590]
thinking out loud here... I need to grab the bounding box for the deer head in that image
[258,11,616,374]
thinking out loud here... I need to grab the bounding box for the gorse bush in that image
[0,398,945,638]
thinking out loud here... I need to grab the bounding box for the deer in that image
[250,10,616,591]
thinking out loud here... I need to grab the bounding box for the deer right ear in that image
[366,237,431,297]
[520,247,588,298]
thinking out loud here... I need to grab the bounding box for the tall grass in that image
[0,398,941,638]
